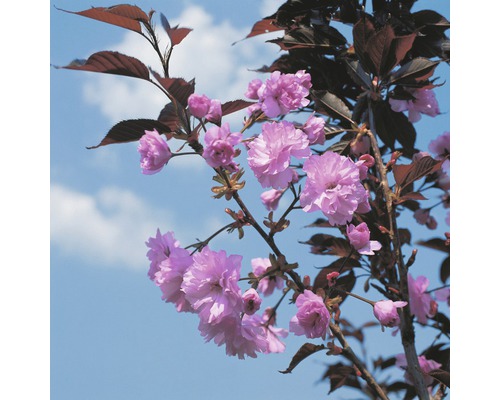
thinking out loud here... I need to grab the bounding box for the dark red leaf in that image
[60,51,150,80]
[238,17,282,42]
[166,26,192,46]
[268,25,346,53]
[312,90,355,127]
[395,191,428,204]
[87,119,172,149]
[322,363,359,394]
[221,99,255,116]
[393,156,444,193]
[366,24,395,77]
[152,72,195,107]
[389,57,440,85]
[353,18,376,73]
[301,234,352,257]
[440,256,450,283]
[56,5,149,34]
[280,343,326,374]
[314,270,357,304]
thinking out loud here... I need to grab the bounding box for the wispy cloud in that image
[50,184,225,270]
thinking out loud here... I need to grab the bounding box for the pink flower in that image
[302,114,325,145]
[202,123,242,171]
[145,229,194,312]
[435,287,450,306]
[247,121,311,189]
[137,129,172,175]
[408,274,436,324]
[198,313,269,359]
[260,188,285,211]
[182,247,243,324]
[248,70,312,117]
[188,93,211,118]
[206,99,222,125]
[395,354,442,386]
[245,79,263,100]
[242,288,262,315]
[261,308,288,354]
[346,222,382,255]
[373,300,407,327]
[428,131,450,160]
[251,257,285,297]
[289,290,331,339]
[389,88,440,123]
[299,152,371,226]
[350,135,371,156]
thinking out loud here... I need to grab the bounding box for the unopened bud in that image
[303,275,311,287]
[359,153,375,168]
[326,271,340,287]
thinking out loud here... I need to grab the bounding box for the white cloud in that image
[50,184,223,270]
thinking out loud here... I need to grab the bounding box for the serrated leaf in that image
[221,99,255,116]
[58,51,150,80]
[279,343,326,374]
[389,57,440,85]
[312,90,355,127]
[151,71,195,107]
[87,119,172,149]
[393,156,444,193]
[56,5,149,33]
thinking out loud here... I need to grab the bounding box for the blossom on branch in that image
[137,129,172,175]
[202,122,242,172]
[145,230,194,312]
[408,274,437,324]
[182,247,243,324]
[299,152,370,226]
[246,70,312,118]
[346,222,382,255]
[301,114,325,145]
[242,288,262,315]
[260,188,285,211]
[389,88,440,123]
[247,121,311,189]
[251,257,285,297]
[395,353,442,386]
[289,290,330,339]
[373,300,407,328]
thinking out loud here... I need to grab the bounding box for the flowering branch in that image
[329,322,390,400]
[366,125,430,399]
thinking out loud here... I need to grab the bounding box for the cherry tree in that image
[54,1,450,398]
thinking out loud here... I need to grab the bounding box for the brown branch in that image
[365,124,430,400]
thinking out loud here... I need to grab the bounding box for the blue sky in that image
[8,0,493,399]
[48,1,454,399]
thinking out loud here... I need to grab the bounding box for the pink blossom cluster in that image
[138,129,172,175]
[299,152,371,226]
[202,122,242,172]
[245,70,312,118]
[408,273,449,325]
[389,88,440,123]
[373,300,407,328]
[346,222,382,255]
[247,120,311,189]
[146,230,288,359]
[188,93,222,125]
